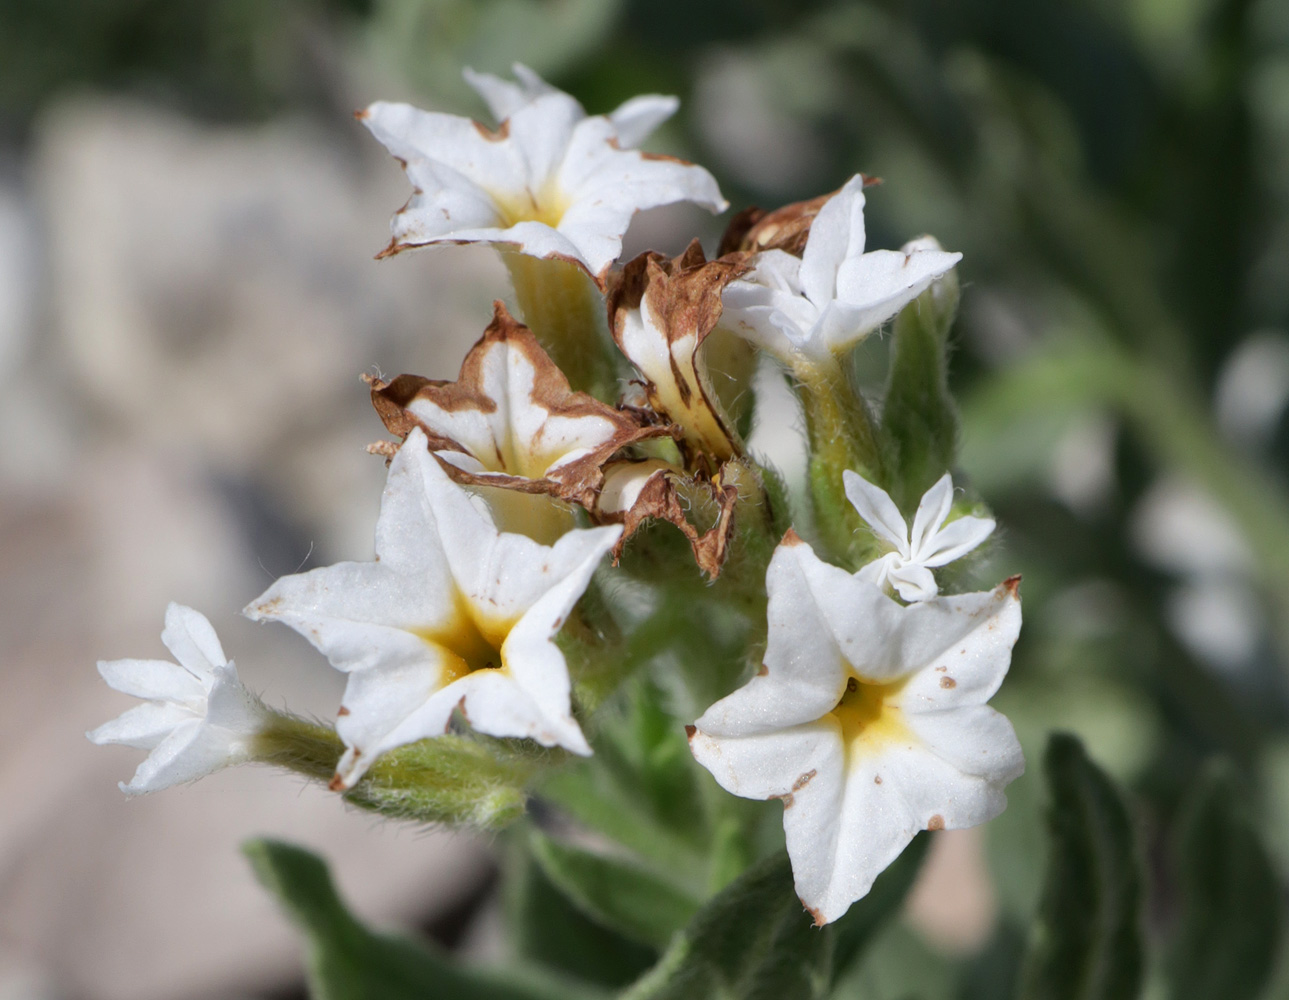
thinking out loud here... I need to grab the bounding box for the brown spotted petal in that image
[608,241,749,466]
[596,459,738,579]
[371,302,660,506]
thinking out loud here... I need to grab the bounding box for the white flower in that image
[845,471,995,602]
[360,74,726,278]
[688,533,1023,925]
[87,604,269,795]
[245,427,620,789]
[463,63,679,149]
[720,175,962,362]
[370,302,658,506]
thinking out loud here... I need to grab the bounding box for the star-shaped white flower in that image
[688,533,1023,925]
[246,427,621,789]
[463,63,679,150]
[845,471,995,602]
[720,175,961,362]
[87,604,269,795]
[360,74,726,279]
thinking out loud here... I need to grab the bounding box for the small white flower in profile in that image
[360,72,726,279]
[463,63,679,149]
[720,175,962,362]
[87,604,269,795]
[845,471,996,602]
[246,427,620,789]
[688,533,1023,925]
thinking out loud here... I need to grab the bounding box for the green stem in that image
[504,251,621,402]
[793,354,885,567]
[251,711,542,829]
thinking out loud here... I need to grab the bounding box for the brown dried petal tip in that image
[607,241,750,466]
[369,302,661,507]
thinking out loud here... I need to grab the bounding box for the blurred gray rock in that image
[0,96,519,999]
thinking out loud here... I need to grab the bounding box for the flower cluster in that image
[89,65,1021,926]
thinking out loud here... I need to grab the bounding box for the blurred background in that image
[3,0,1289,997]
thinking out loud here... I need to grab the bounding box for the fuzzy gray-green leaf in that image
[529,830,702,950]
[1166,760,1282,1000]
[621,851,831,1000]
[245,838,599,1000]
[1019,733,1143,1000]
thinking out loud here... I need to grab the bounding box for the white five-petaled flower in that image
[87,604,270,795]
[463,63,679,150]
[720,175,962,363]
[246,427,621,789]
[688,533,1023,925]
[845,471,995,602]
[360,70,726,279]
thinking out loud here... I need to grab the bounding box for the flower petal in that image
[463,63,564,122]
[797,175,868,311]
[842,470,909,553]
[889,564,940,602]
[610,244,748,461]
[908,473,954,558]
[904,705,1024,785]
[920,515,996,568]
[786,743,916,925]
[607,94,679,148]
[557,117,726,275]
[245,435,459,666]
[695,537,861,736]
[415,434,620,620]
[331,654,466,787]
[895,581,1022,713]
[203,662,270,734]
[119,718,246,795]
[880,741,1012,830]
[87,701,195,751]
[246,562,449,674]
[688,719,840,801]
[494,535,622,753]
[720,250,817,360]
[822,247,962,352]
[96,657,206,705]
[372,304,654,502]
[160,603,227,677]
[451,667,589,753]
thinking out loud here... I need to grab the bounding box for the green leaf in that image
[1166,760,1282,1000]
[831,831,932,983]
[880,275,960,511]
[506,836,657,989]
[245,838,600,1000]
[620,851,830,1000]
[529,831,702,950]
[1019,733,1144,1000]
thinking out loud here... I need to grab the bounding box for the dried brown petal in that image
[370,301,663,506]
[719,176,881,257]
[596,459,738,579]
[607,241,750,469]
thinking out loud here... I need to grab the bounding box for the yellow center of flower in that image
[493,180,570,229]
[830,674,913,754]
[412,591,515,685]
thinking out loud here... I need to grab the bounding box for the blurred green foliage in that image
[9,0,1289,994]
